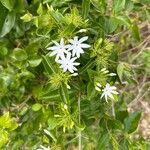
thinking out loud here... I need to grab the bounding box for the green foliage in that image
[0,0,149,149]
[0,112,18,148]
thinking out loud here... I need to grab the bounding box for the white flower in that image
[57,52,80,73]
[47,38,69,61]
[68,36,91,58]
[108,73,116,76]
[37,145,51,150]
[101,83,118,102]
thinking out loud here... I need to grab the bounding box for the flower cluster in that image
[47,36,90,73]
[95,68,118,102]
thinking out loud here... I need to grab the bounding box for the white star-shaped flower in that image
[101,83,118,102]
[57,52,80,73]
[68,36,91,58]
[47,38,69,61]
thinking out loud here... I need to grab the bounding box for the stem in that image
[78,92,82,150]
[112,101,115,117]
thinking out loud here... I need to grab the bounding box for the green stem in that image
[112,101,115,117]
[78,92,82,150]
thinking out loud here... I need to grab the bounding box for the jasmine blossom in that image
[58,52,80,73]
[68,36,91,58]
[47,38,69,61]
[101,83,118,102]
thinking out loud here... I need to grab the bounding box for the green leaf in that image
[116,15,132,27]
[13,48,28,61]
[59,83,69,104]
[28,58,42,67]
[0,3,8,32]
[131,23,140,41]
[0,12,16,37]
[87,82,97,100]
[32,103,42,111]
[97,132,110,149]
[37,3,43,15]
[0,112,18,131]
[124,111,141,134]
[79,59,95,74]
[107,119,123,130]
[13,0,24,12]
[113,0,126,13]
[0,0,14,11]
[48,117,59,130]
[117,63,125,82]
[116,110,128,123]
[42,55,56,74]
[0,47,8,56]
[146,9,150,22]
[82,0,90,19]
[107,17,120,33]
[0,130,9,148]
[20,12,32,22]
[49,9,64,28]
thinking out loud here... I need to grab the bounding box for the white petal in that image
[47,46,58,50]
[80,48,84,54]
[109,93,114,99]
[95,86,101,91]
[68,39,74,44]
[72,66,77,71]
[63,66,68,72]
[53,40,59,46]
[79,43,91,48]
[96,83,102,87]
[109,73,116,76]
[55,55,59,62]
[77,50,81,58]
[101,68,107,72]
[79,36,88,43]
[71,57,77,62]
[72,73,78,76]
[103,70,109,74]
[74,36,78,43]
[105,94,108,101]
[78,29,87,33]
[72,49,76,57]
[110,86,117,90]
[60,38,64,46]
[68,45,74,51]
[65,44,71,49]
[67,52,71,59]
[112,91,119,95]
[50,50,57,56]
[101,93,105,99]
[73,62,80,66]
[68,67,74,73]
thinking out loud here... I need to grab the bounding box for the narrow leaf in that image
[42,55,56,74]
[82,0,90,19]
[59,83,69,104]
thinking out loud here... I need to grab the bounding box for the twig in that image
[120,35,150,55]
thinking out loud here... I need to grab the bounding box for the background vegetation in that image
[0,0,150,149]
